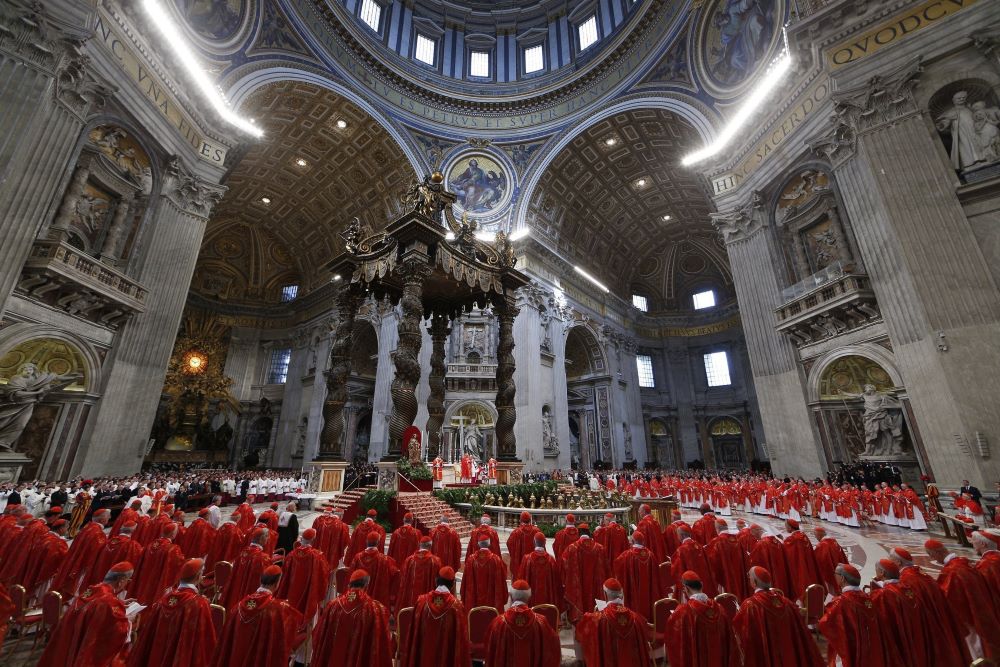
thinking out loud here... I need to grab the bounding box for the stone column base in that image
[0,452,32,484]
[376,461,399,491]
[495,460,525,485]
[306,460,349,493]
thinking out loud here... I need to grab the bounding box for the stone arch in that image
[349,320,379,378]
[564,324,608,378]
[806,344,904,404]
[443,398,498,425]
[0,324,103,393]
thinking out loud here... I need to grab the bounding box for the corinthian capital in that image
[163,157,227,218]
[972,27,1000,69]
[710,191,764,244]
[830,58,923,136]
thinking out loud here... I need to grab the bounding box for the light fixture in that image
[332,274,342,282]
[574,266,610,293]
[141,0,263,138]
[261,196,271,205]
[336,119,348,129]
[636,178,647,188]
[296,158,307,167]
[682,48,792,166]
[605,137,617,146]
[662,214,671,221]
[508,228,531,241]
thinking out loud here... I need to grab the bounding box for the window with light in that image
[632,294,648,312]
[636,355,655,388]
[693,289,716,310]
[415,34,435,65]
[578,16,599,51]
[470,50,490,77]
[267,348,292,384]
[703,351,731,387]
[524,44,544,73]
[359,0,381,31]
[281,285,298,302]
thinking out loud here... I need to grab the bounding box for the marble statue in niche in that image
[0,363,82,451]
[542,406,559,457]
[464,417,484,461]
[838,384,905,458]
[622,423,634,461]
[936,90,1000,172]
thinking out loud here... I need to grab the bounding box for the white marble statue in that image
[840,384,904,457]
[0,364,82,451]
[464,418,484,460]
[936,91,1000,171]
[623,423,634,460]
[542,410,559,456]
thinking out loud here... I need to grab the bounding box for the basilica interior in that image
[1,0,999,495]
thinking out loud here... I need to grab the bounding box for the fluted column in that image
[425,314,449,459]
[73,159,225,476]
[0,1,109,320]
[387,260,429,459]
[319,284,363,460]
[494,294,520,461]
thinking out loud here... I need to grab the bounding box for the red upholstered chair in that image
[210,604,226,638]
[32,590,63,650]
[396,607,415,665]
[714,593,738,623]
[658,560,673,589]
[649,597,679,664]
[468,606,499,661]
[213,561,233,603]
[335,567,350,595]
[532,603,559,631]
[3,585,42,659]
[802,584,825,630]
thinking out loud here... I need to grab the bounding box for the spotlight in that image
[261,196,271,205]
[336,119,348,129]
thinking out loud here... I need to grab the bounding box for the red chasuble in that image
[552,525,580,560]
[461,548,508,614]
[234,504,257,533]
[205,523,244,571]
[211,590,304,667]
[749,536,792,597]
[517,548,564,612]
[429,524,462,571]
[663,523,684,557]
[899,565,971,666]
[177,518,215,558]
[465,525,502,560]
[312,515,350,568]
[737,527,759,555]
[21,531,68,595]
[636,515,667,564]
[733,589,823,667]
[37,582,130,667]
[0,519,47,584]
[937,555,1000,658]
[560,538,610,622]
[222,544,270,612]
[398,550,442,611]
[312,587,393,667]
[129,537,185,606]
[706,533,752,600]
[402,589,471,667]
[110,508,138,536]
[613,546,663,622]
[594,522,629,564]
[54,521,107,597]
[389,524,423,566]
[818,589,889,667]
[783,531,823,601]
[670,540,717,599]
[277,544,331,619]
[691,514,718,546]
[127,586,217,667]
[345,520,387,564]
[813,537,848,593]
[870,581,933,667]
[349,548,400,609]
[135,514,169,547]
[664,597,741,667]
[87,534,144,587]
[575,602,652,667]
[485,604,561,667]
[505,523,538,576]
[977,550,1000,598]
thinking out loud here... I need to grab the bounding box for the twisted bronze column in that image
[494,296,520,460]
[387,260,429,459]
[319,284,363,459]
[425,314,450,459]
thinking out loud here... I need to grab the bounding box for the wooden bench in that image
[938,514,973,548]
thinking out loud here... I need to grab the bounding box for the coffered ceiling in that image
[525,108,732,309]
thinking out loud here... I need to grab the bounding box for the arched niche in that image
[0,324,102,393]
[928,78,1000,180]
[443,399,498,462]
[563,324,615,467]
[564,325,607,379]
[708,416,744,469]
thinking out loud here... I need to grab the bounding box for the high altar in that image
[309,173,530,492]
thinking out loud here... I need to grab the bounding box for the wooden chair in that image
[801,583,825,630]
[3,585,42,659]
[649,597,679,665]
[532,603,559,631]
[396,607,414,666]
[971,659,997,667]
[31,590,63,651]
[468,606,499,662]
[714,593,738,623]
[658,560,673,589]
[335,567,350,595]
[213,561,233,603]
[210,604,226,637]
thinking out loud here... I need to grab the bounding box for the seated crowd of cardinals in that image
[0,497,998,667]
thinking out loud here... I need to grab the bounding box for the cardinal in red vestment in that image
[127,559,217,667]
[691,505,718,546]
[38,561,134,667]
[811,527,848,594]
[737,522,760,555]
[594,513,629,564]
[235,501,257,531]
[205,518,244,571]
[818,564,893,667]
[926,538,1000,659]
[110,500,142,536]
[222,526,271,612]
[0,514,48,585]
[130,523,185,605]
[870,558,934,667]
[890,546,971,666]
[388,512,423,566]
[665,571,741,667]
[349,531,400,609]
[401,567,470,667]
[733,566,822,667]
[277,528,331,620]
[670,528,717,598]
[465,514,501,559]
[749,532,792,597]
[461,535,508,614]
[517,532,563,612]
[311,569,393,667]
[312,508,350,568]
[972,530,1000,596]
[135,508,170,548]
[211,565,305,667]
[505,511,537,576]
[635,504,667,564]
[177,510,216,558]
[575,578,651,667]
[345,510,386,563]
[53,510,110,598]
[429,516,462,571]
[782,519,823,601]
[553,514,580,559]
[19,521,68,600]
[485,579,561,667]
[398,536,443,610]
[560,525,610,622]
[613,531,663,622]
[88,522,143,587]
[0,505,26,566]
[707,524,752,600]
